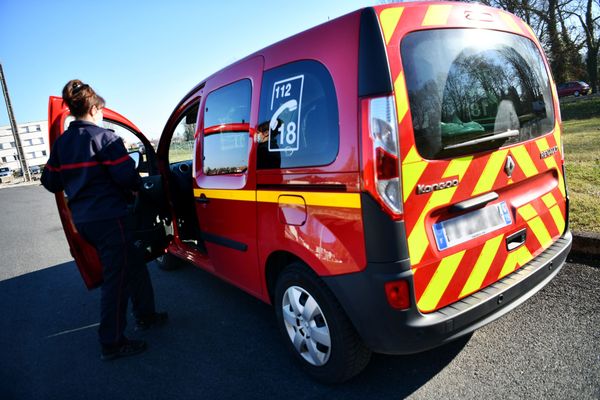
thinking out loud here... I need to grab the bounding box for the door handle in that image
[506,228,526,251]
[450,191,498,213]
[196,194,210,204]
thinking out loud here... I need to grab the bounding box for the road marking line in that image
[46,323,99,338]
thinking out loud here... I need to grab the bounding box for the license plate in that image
[433,201,512,251]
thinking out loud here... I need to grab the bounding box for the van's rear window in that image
[401,29,555,159]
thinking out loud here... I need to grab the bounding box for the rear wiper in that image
[443,129,519,150]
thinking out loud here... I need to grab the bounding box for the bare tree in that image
[379,0,597,87]
[566,0,600,91]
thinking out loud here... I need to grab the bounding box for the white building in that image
[0,120,49,171]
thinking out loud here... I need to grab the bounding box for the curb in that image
[571,231,600,256]
[0,180,41,190]
[569,231,600,267]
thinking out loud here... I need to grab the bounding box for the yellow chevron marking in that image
[527,216,553,249]
[536,137,566,197]
[408,157,471,266]
[403,144,424,164]
[402,146,428,202]
[459,234,504,298]
[444,155,473,179]
[408,188,455,266]
[472,149,509,196]
[518,204,538,221]
[380,7,404,45]
[417,250,466,312]
[550,80,559,106]
[193,189,361,209]
[518,203,552,247]
[549,205,566,234]
[523,22,537,39]
[553,122,562,155]
[542,192,565,233]
[498,245,533,278]
[422,4,453,26]
[536,137,553,168]
[542,192,557,208]
[557,172,566,198]
[510,145,538,178]
[394,71,409,123]
[499,12,524,34]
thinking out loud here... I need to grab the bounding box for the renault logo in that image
[504,155,515,178]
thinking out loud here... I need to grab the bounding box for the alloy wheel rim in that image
[281,286,331,366]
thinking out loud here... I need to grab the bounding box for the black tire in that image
[156,253,183,271]
[574,90,580,97]
[274,262,371,383]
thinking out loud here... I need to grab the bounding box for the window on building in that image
[0,142,16,150]
[42,150,47,156]
[202,79,251,176]
[257,60,339,169]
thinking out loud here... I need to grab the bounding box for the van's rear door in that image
[376,3,568,313]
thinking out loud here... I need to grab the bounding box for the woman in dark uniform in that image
[42,80,167,360]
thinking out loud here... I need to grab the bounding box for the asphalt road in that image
[1,185,599,400]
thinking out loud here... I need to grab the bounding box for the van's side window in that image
[169,103,199,163]
[257,61,339,169]
[202,79,251,175]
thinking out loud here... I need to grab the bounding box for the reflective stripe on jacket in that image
[41,120,141,223]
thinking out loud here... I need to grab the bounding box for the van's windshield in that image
[401,29,554,159]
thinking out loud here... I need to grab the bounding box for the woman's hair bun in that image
[62,79,105,118]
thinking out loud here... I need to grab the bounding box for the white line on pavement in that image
[46,323,100,338]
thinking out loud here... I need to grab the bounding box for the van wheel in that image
[574,90,580,97]
[274,262,371,383]
[156,253,182,271]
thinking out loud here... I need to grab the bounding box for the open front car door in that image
[47,96,170,289]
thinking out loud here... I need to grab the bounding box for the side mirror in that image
[128,151,141,170]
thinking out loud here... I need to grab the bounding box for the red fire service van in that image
[48,2,572,382]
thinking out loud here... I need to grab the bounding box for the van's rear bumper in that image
[323,231,572,354]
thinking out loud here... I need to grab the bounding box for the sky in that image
[0,0,374,139]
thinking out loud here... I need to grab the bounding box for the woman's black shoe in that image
[135,312,169,331]
[101,339,147,361]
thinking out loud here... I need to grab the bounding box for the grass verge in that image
[562,116,600,234]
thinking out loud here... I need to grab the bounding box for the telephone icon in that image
[270,99,298,132]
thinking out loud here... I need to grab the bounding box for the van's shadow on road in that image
[0,261,469,400]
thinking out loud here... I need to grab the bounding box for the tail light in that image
[385,280,411,310]
[361,95,403,218]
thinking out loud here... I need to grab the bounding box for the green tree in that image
[183,123,196,142]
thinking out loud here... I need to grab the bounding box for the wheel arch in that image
[264,250,304,305]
